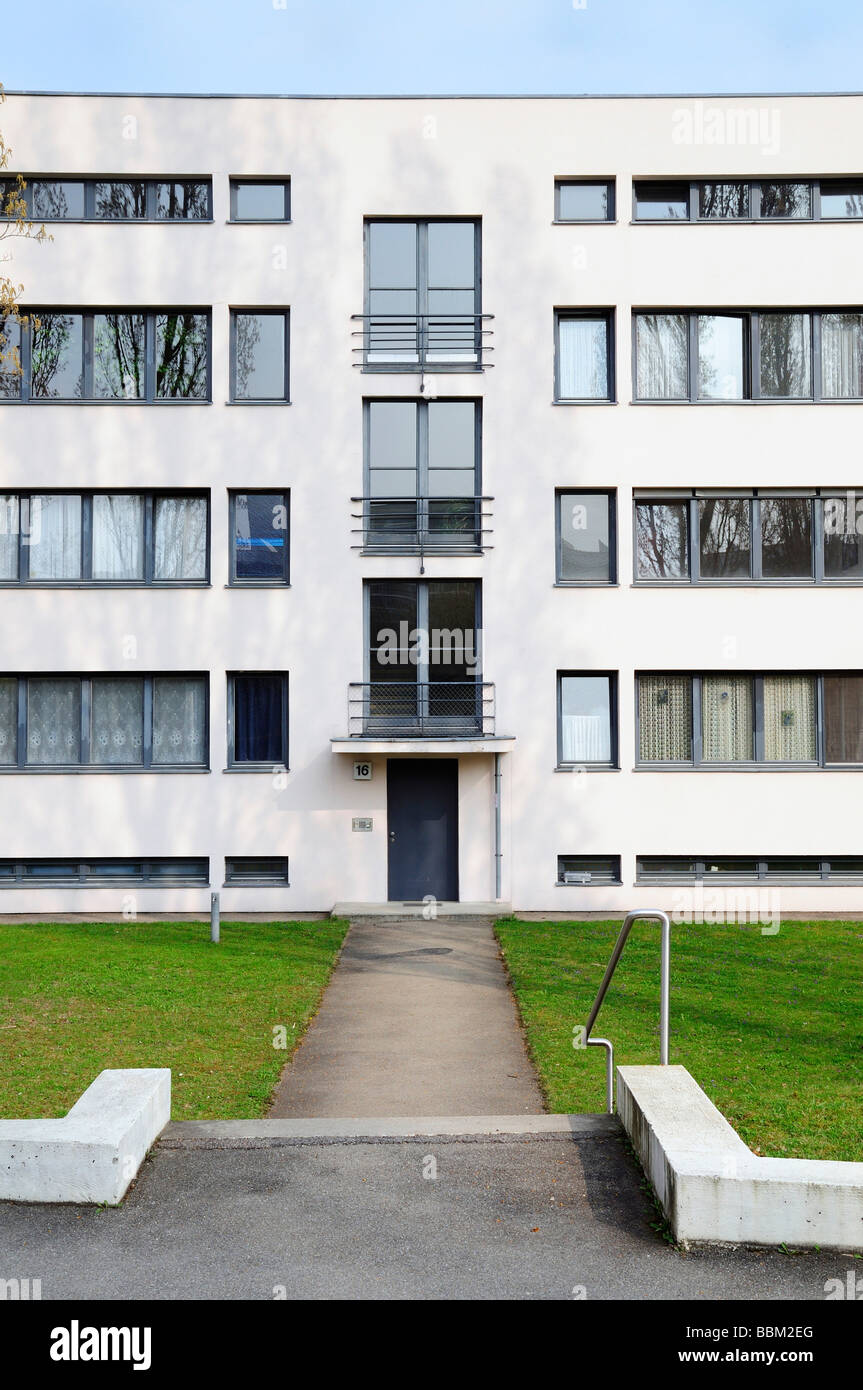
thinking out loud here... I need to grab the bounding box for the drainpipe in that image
[493,752,502,901]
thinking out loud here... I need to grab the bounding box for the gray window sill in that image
[3,398,212,406]
[225,582,291,589]
[552,398,616,406]
[0,880,209,889]
[227,219,292,226]
[631,764,855,772]
[554,581,619,588]
[555,765,619,773]
[222,880,291,888]
[222,766,290,773]
[551,219,617,226]
[630,398,861,406]
[225,399,291,406]
[554,880,621,887]
[0,766,210,774]
[629,580,856,588]
[0,582,211,590]
[15,219,215,226]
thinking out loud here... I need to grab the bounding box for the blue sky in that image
[3,0,862,95]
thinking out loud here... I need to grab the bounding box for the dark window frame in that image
[633,670,863,769]
[556,670,619,770]
[0,857,210,886]
[4,308,212,403]
[364,579,483,686]
[224,856,290,885]
[0,489,210,587]
[228,308,291,403]
[553,178,616,223]
[228,178,291,223]
[556,854,622,885]
[361,216,483,374]
[632,177,863,223]
[361,397,483,555]
[631,308,863,403]
[631,490,844,586]
[228,490,291,586]
[0,673,210,772]
[226,671,290,770]
[0,176,213,223]
[554,308,616,403]
[555,488,617,585]
[636,855,863,884]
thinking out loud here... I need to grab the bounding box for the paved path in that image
[0,1132,845,1300]
[268,918,544,1117]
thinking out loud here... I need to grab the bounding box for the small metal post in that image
[210,891,220,944]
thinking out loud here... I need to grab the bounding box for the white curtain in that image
[91,677,144,764]
[0,678,16,764]
[561,714,610,762]
[153,497,207,579]
[0,495,18,578]
[635,314,688,399]
[558,317,608,399]
[821,313,863,398]
[152,676,206,764]
[92,495,144,580]
[27,495,82,579]
[26,678,81,765]
[639,675,692,760]
[763,676,816,761]
[702,676,753,761]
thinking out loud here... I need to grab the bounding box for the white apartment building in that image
[2,90,863,918]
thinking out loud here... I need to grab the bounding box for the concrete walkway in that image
[268,918,544,1117]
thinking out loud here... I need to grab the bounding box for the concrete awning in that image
[330,736,515,755]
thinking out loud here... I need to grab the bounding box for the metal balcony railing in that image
[351,496,493,557]
[351,313,494,370]
[348,682,495,737]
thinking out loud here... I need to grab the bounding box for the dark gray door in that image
[387,759,458,901]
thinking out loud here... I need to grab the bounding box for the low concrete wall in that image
[618,1065,863,1252]
[0,1069,171,1205]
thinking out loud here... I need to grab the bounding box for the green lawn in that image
[495,918,863,1162]
[0,919,348,1120]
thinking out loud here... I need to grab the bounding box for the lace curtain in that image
[27,678,81,764]
[763,675,816,761]
[92,495,145,580]
[91,678,144,764]
[152,676,206,764]
[0,678,16,763]
[28,495,82,579]
[0,495,18,578]
[821,313,863,398]
[702,676,753,761]
[639,675,692,760]
[154,497,207,579]
[558,317,608,399]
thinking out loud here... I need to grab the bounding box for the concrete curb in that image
[0,1069,171,1205]
[618,1065,863,1252]
[161,1113,621,1146]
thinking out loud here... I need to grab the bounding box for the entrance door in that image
[387,759,458,901]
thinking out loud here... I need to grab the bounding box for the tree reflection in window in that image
[94,314,145,398]
[31,313,84,399]
[155,313,208,398]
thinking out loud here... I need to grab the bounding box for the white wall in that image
[2,93,863,914]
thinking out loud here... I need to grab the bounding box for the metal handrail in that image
[582,910,671,1114]
[351,312,494,369]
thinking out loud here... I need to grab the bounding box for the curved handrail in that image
[583,910,671,1113]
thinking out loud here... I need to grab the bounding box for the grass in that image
[0,919,348,1120]
[495,918,863,1162]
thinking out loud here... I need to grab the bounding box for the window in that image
[2,177,211,221]
[557,674,617,767]
[555,179,615,222]
[635,500,690,579]
[363,218,481,368]
[633,309,861,401]
[0,492,208,584]
[4,310,210,401]
[230,491,290,584]
[230,179,290,222]
[637,856,863,884]
[633,181,689,220]
[556,491,616,583]
[634,672,857,767]
[0,674,208,769]
[632,178,863,222]
[230,311,289,401]
[633,492,858,584]
[0,858,209,886]
[555,311,614,401]
[224,856,290,885]
[365,581,482,731]
[557,855,621,885]
[228,673,289,767]
[363,399,482,552]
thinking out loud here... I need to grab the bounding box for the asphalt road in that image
[0,1132,848,1300]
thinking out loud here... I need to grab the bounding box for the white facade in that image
[3,91,863,916]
